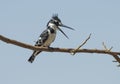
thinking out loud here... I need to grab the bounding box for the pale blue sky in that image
[0,0,120,84]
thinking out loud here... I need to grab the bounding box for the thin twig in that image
[102,42,113,51]
[102,42,108,50]
[108,47,113,51]
[71,33,91,55]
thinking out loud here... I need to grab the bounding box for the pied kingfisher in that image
[28,14,74,63]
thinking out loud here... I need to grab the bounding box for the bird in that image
[28,14,74,63]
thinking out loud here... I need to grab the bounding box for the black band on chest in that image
[48,27,55,33]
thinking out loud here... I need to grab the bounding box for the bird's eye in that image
[56,21,59,24]
[54,20,59,25]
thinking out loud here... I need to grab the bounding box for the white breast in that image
[43,30,56,47]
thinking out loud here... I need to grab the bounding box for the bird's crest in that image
[52,14,59,20]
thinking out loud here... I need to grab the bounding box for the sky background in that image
[0,0,120,84]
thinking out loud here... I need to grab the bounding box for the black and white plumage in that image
[28,14,74,63]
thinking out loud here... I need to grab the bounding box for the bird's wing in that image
[35,29,49,46]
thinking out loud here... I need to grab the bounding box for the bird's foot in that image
[48,46,54,51]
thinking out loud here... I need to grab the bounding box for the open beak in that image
[58,27,69,39]
[60,23,75,30]
[58,23,75,39]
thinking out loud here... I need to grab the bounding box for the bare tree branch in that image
[0,35,120,66]
[71,33,91,55]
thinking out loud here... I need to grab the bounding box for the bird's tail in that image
[28,51,41,63]
[28,55,36,63]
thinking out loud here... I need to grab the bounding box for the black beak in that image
[60,23,75,30]
[58,23,75,39]
[58,27,69,39]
